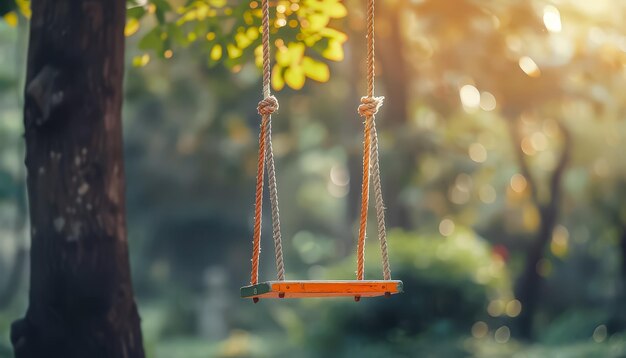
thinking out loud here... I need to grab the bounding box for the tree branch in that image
[507,117,540,204]
[547,120,571,208]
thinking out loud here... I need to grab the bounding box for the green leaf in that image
[322,39,344,61]
[307,13,329,31]
[325,1,347,18]
[2,12,17,27]
[127,6,146,20]
[139,28,164,52]
[272,65,285,91]
[15,0,30,18]
[302,56,329,82]
[284,65,305,90]
[287,42,305,65]
[319,27,347,42]
[125,18,140,37]
[209,0,227,7]
[132,54,151,67]
[227,43,243,59]
[210,44,222,61]
[150,0,171,24]
[276,48,291,67]
[235,31,253,49]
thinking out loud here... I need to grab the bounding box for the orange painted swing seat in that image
[241,280,403,300]
[242,0,401,301]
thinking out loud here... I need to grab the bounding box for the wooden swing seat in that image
[241,280,403,299]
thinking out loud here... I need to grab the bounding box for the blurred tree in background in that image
[1,0,626,357]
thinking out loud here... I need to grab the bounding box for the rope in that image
[370,121,391,280]
[261,0,271,99]
[250,115,267,285]
[356,0,391,281]
[356,105,371,281]
[250,0,285,285]
[263,104,285,281]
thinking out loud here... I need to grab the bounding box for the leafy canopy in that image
[127,0,348,90]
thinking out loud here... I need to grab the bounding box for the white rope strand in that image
[370,121,391,280]
[264,115,285,281]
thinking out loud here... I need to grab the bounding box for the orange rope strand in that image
[251,116,268,285]
[357,117,372,281]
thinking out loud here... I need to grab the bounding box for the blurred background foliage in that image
[2,0,626,356]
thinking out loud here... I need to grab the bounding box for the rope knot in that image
[358,96,384,117]
[258,95,279,116]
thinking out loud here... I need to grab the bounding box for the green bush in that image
[302,228,513,355]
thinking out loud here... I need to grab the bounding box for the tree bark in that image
[11,0,145,357]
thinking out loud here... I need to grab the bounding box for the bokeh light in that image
[543,5,562,33]
[519,56,541,77]
[510,174,528,193]
[439,218,455,237]
[469,143,488,163]
[460,85,481,109]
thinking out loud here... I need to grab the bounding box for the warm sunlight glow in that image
[460,85,481,109]
[551,225,570,258]
[329,165,349,186]
[471,321,488,338]
[488,300,505,317]
[543,5,562,33]
[469,143,487,163]
[439,218,455,237]
[519,56,541,77]
[521,137,536,155]
[530,132,548,151]
[510,174,527,193]
[505,300,522,317]
[327,181,348,198]
[480,92,497,111]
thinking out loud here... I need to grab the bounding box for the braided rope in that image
[370,120,391,280]
[251,115,267,285]
[356,0,391,281]
[356,110,371,281]
[366,0,375,99]
[263,105,285,281]
[250,0,285,285]
[261,0,271,99]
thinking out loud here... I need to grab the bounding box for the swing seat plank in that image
[241,280,403,299]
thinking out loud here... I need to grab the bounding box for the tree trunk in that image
[514,203,559,339]
[10,0,145,357]
[510,120,570,339]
